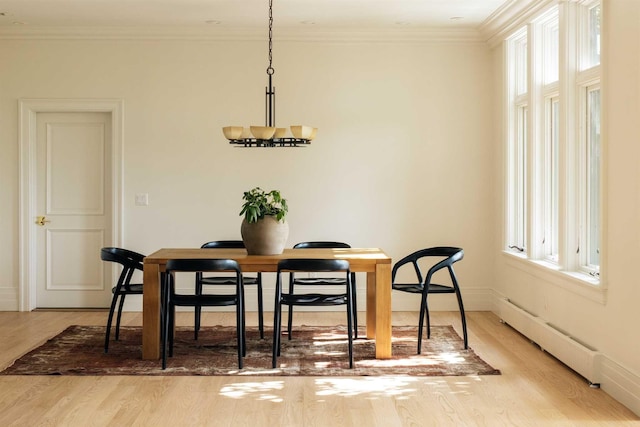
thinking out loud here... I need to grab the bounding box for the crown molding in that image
[0,25,486,44]
[479,0,555,48]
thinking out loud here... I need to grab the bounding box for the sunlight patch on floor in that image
[356,351,466,368]
[315,376,420,398]
[218,377,424,401]
[219,380,285,402]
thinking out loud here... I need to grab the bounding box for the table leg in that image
[142,262,161,360]
[366,271,377,339]
[374,262,392,359]
[367,263,392,359]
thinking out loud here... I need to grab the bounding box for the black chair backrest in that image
[278,258,350,273]
[392,247,464,284]
[100,247,144,271]
[166,258,241,274]
[201,240,246,249]
[293,241,351,249]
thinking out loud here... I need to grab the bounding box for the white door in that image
[35,112,113,308]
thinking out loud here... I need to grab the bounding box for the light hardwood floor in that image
[0,310,637,426]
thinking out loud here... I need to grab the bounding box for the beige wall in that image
[0,37,496,311]
[604,0,640,375]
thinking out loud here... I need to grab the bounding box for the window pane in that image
[507,29,529,253]
[543,17,559,84]
[587,88,600,268]
[545,98,560,260]
[588,4,601,67]
[515,37,528,96]
[516,105,528,250]
[551,99,559,258]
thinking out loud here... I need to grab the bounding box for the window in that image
[583,85,600,273]
[584,3,601,70]
[514,104,528,252]
[504,1,602,284]
[506,29,528,253]
[578,1,601,275]
[540,10,560,263]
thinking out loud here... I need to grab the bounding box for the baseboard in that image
[600,356,640,416]
[494,291,640,417]
[497,296,601,383]
[0,288,18,311]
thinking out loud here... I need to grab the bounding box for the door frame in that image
[19,99,124,311]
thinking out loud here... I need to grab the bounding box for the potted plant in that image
[239,187,289,255]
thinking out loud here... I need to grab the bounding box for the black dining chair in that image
[100,247,145,353]
[273,258,354,369]
[195,240,263,339]
[290,241,358,339]
[391,247,467,353]
[163,258,245,370]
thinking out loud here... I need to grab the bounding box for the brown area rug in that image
[0,325,500,376]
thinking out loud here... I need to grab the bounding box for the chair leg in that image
[425,303,431,339]
[455,287,468,349]
[417,293,428,354]
[241,290,246,357]
[272,277,282,368]
[347,289,354,369]
[272,307,281,368]
[351,272,358,339]
[286,306,293,340]
[162,278,170,370]
[162,315,168,370]
[351,273,358,339]
[194,281,202,340]
[167,275,176,360]
[286,275,294,340]
[162,310,168,370]
[242,303,247,357]
[162,305,175,369]
[159,272,166,350]
[104,292,119,353]
[168,305,176,358]
[194,306,201,340]
[236,296,244,369]
[115,293,126,341]
[257,274,264,339]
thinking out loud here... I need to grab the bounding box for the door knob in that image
[35,216,51,226]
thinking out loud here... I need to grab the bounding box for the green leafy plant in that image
[240,187,288,223]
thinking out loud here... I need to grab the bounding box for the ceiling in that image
[0,0,511,32]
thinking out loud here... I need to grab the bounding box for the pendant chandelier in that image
[223,0,317,147]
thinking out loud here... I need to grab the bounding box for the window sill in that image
[502,250,606,304]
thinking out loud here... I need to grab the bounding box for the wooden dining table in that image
[142,247,393,360]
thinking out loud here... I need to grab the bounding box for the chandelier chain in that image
[267,0,274,75]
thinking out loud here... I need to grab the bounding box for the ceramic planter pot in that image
[241,215,289,255]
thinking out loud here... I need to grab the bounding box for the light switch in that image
[135,193,149,206]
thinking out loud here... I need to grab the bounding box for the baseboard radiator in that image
[498,297,601,386]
